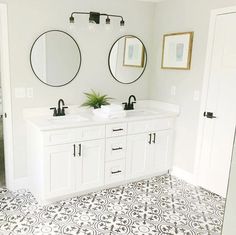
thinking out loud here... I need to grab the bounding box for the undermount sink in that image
[48,114,88,124]
[126,110,157,117]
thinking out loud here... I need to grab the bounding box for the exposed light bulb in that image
[88,23,95,32]
[69,22,75,31]
[89,20,96,24]
[105,18,112,31]
[119,24,126,33]
[105,23,111,31]
[106,17,111,25]
[69,16,75,23]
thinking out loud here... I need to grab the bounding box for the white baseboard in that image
[171,167,196,185]
[13,177,29,190]
[11,169,194,193]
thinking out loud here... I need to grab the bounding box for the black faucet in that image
[122,95,136,110]
[50,99,68,116]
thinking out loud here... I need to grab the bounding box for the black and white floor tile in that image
[0,175,225,235]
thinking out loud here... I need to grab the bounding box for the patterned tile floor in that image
[0,174,225,235]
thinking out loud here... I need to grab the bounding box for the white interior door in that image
[0,4,14,190]
[222,129,236,234]
[198,13,236,197]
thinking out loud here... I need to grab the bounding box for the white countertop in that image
[25,100,180,131]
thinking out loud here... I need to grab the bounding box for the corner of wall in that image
[13,177,29,191]
[171,166,196,185]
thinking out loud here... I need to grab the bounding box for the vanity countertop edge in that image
[25,100,180,131]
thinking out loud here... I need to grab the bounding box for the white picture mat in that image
[162,33,192,69]
[123,37,144,67]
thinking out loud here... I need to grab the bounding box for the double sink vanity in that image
[27,26,178,204]
[26,100,179,204]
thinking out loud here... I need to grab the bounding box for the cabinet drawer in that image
[106,123,127,137]
[128,120,149,134]
[81,126,105,141]
[105,159,126,184]
[128,118,173,134]
[43,125,105,146]
[148,118,174,132]
[43,129,79,146]
[106,137,126,161]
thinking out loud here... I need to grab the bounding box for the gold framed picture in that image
[123,36,144,67]
[161,32,194,70]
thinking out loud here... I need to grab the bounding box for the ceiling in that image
[137,0,166,2]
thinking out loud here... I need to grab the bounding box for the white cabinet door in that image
[44,144,76,199]
[126,133,151,179]
[76,139,105,191]
[149,130,173,174]
[44,139,105,199]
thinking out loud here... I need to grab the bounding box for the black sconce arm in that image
[69,11,125,26]
[70,12,90,17]
[101,13,125,25]
[70,12,90,23]
[105,14,124,21]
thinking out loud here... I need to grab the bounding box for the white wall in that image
[1,0,155,179]
[5,0,236,182]
[150,0,236,176]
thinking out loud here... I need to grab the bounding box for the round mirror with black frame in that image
[108,35,147,84]
[30,30,82,87]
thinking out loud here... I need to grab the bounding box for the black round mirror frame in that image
[108,35,148,85]
[30,30,82,87]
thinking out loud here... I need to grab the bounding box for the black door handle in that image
[204,112,216,119]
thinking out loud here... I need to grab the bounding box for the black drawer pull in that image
[112,128,123,132]
[73,144,76,157]
[112,147,123,151]
[111,170,122,175]
[153,133,156,144]
[148,133,152,144]
[78,144,82,157]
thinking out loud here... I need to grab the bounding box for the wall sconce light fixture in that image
[69,11,125,26]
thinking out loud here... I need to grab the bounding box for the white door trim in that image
[193,6,236,184]
[0,3,14,190]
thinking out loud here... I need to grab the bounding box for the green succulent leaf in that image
[81,90,113,108]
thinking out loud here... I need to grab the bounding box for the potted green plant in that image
[81,90,112,109]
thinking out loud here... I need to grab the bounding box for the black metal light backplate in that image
[89,12,100,24]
